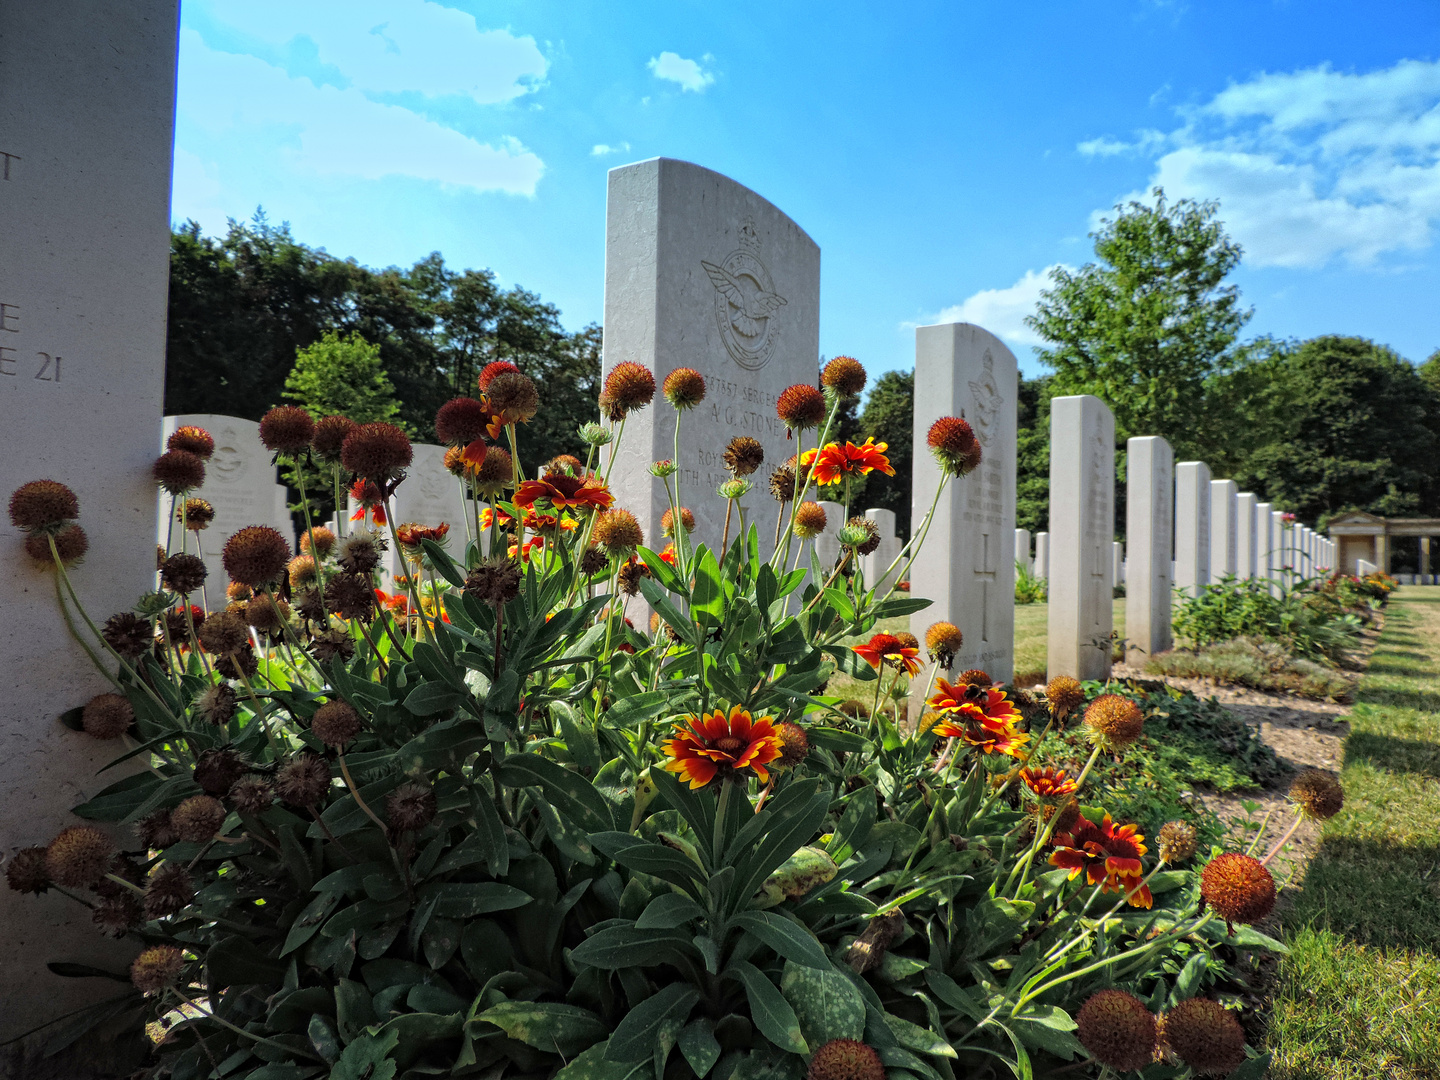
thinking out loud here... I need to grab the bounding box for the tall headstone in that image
[908,324,1018,684]
[1174,462,1212,596]
[1269,510,1287,588]
[159,416,293,596]
[0,0,179,1042]
[862,508,902,593]
[1047,395,1115,680]
[1034,532,1049,580]
[1125,436,1172,667]
[1209,479,1238,579]
[383,443,484,579]
[1113,542,1125,585]
[1236,493,1258,580]
[602,159,819,565]
[813,499,845,576]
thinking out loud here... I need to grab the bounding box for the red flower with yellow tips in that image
[348,478,387,526]
[852,633,921,676]
[662,706,784,790]
[927,679,1021,724]
[513,473,614,512]
[934,713,1030,757]
[799,438,896,486]
[659,543,679,566]
[1049,812,1152,908]
[1020,766,1078,798]
[480,507,515,531]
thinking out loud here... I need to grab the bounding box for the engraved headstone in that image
[1015,528,1032,574]
[382,443,483,580]
[813,499,845,578]
[1210,479,1238,579]
[1236,493,1258,580]
[601,159,819,565]
[1034,532,1050,580]
[862,508,902,594]
[908,324,1017,685]
[1174,462,1212,596]
[1269,510,1287,588]
[0,0,179,1039]
[1112,542,1125,586]
[160,416,294,598]
[1047,395,1115,681]
[1125,436,1173,667]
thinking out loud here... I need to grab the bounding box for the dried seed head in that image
[193,749,248,797]
[1200,853,1275,926]
[1289,768,1344,821]
[81,693,134,740]
[167,425,215,459]
[337,533,383,576]
[161,553,208,595]
[341,422,413,482]
[1045,675,1085,719]
[311,415,357,463]
[592,509,643,556]
[846,516,881,556]
[1084,693,1145,752]
[274,754,332,807]
[92,891,143,936]
[617,558,651,596]
[311,627,355,664]
[171,795,227,843]
[925,622,964,668]
[435,396,491,446]
[662,367,707,410]
[776,384,827,431]
[838,700,870,721]
[793,501,828,539]
[312,700,363,748]
[24,523,88,567]
[661,507,696,536]
[1158,821,1199,864]
[216,646,259,680]
[486,371,541,423]
[474,445,513,497]
[228,775,274,815]
[1158,997,1248,1075]
[301,526,336,559]
[580,545,608,576]
[244,595,290,634]
[143,863,195,919]
[259,405,315,454]
[821,356,867,397]
[777,722,810,768]
[927,416,982,477]
[805,1039,885,1080]
[602,363,656,416]
[9,479,79,531]
[5,847,50,895]
[102,612,153,660]
[465,556,523,606]
[326,572,377,621]
[723,436,765,477]
[130,945,186,994]
[387,782,438,832]
[45,826,113,888]
[545,454,585,477]
[195,683,238,727]
[137,810,178,850]
[769,464,797,504]
[287,554,319,591]
[956,669,992,687]
[180,497,215,530]
[1076,989,1157,1071]
[222,525,291,588]
[478,360,520,391]
[152,450,206,495]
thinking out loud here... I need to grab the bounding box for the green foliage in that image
[853,370,913,537]
[1014,377,1050,534]
[1145,638,1357,702]
[1014,561,1046,604]
[284,331,401,426]
[1171,575,1364,662]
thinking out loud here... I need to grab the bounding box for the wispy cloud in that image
[648,51,715,93]
[1077,130,1168,158]
[591,142,632,157]
[911,265,1070,350]
[1083,59,1440,268]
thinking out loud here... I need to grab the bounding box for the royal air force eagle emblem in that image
[701,217,787,371]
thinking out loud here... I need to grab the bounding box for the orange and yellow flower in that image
[513,473,614,512]
[799,438,896,486]
[348,478,387,526]
[662,706,784,790]
[1048,812,1152,908]
[1020,766,1079,799]
[852,633,921,676]
[480,507,515,531]
[659,543,679,566]
[508,536,548,563]
[927,679,1021,724]
[934,713,1030,757]
[395,522,450,559]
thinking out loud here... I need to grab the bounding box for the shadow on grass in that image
[1284,837,1440,951]
[1355,686,1440,712]
[1343,731,1440,782]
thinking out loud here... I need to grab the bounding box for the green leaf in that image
[497,753,616,833]
[421,539,466,587]
[822,587,856,623]
[731,783,829,909]
[205,935,286,988]
[636,892,705,929]
[639,577,699,646]
[590,832,706,892]
[403,680,467,716]
[871,597,932,618]
[727,960,808,1054]
[730,912,829,969]
[605,690,679,730]
[605,984,701,1062]
[691,549,726,625]
[394,718,487,777]
[923,972,985,1023]
[779,962,866,1046]
[476,1001,608,1057]
[1227,1053,1274,1080]
[677,1018,722,1078]
[1171,952,1208,1004]
[964,897,1034,959]
[372,1011,465,1068]
[570,925,694,970]
[555,1041,656,1080]
[883,1013,957,1059]
[555,701,602,775]
[1008,1007,1083,1060]
[328,1029,399,1080]
[416,881,532,919]
[806,727,869,754]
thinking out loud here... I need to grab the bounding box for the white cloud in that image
[648,51,714,93]
[591,142,632,157]
[197,0,547,103]
[177,30,544,195]
[1083,59,1440,268]
[1077,130,1168,158]
[917,265,1071,349]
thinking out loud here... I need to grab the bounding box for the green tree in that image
[283,330,401,425]
[1420,346,1440,394]
[1026,188,1254,463]
[855,369,913,537]
[1015,376,1050,534]
[1237,336,1440,523]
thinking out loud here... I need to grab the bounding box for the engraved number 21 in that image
[35,353,60,381]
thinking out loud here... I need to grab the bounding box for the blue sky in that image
[173,0,1440,379]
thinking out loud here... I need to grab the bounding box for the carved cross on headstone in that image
[974,531,997,641]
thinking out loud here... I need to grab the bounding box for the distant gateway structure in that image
[1327,511,1440,578]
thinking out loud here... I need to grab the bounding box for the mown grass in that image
[1268,587,1440,1078]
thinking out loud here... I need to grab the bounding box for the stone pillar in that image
[602,159,819,567]
[908,323,1018,684]
[1034,532,1050,580]
[1047,395,1115,680]
[1421,537,1431,578]
[1376,532,1391,574]
[1269,511,1287,589]
[1236,493,1258,580]
[1015,528,1031,574]
[1112,541,1125,585]
[861,508,901,593]
[0,0,179,1044]
[1209,479,1238,579]
[1125,436,1172,667]
[1174,462,1212,596]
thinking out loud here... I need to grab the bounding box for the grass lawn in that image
[1267,587,1440,1077]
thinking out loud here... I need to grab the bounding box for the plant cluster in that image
[1013,563,1047,606]
[1170,575,1366,664]
[9,356,1277,1079]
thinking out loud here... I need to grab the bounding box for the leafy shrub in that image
[1146,638,1356,701]
[1014,561,1046,604]
[1172,576,1362,662]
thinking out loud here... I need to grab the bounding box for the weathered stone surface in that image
[908,323,1017,685]
[862,508,902,593]
[1015,528,1031,573]
[1210,479,1238,579]
[1034,532,1049,580]
[1124,436,1172,667]
[1047,395,1114,680]
[1174,462,1212,596]
[1236,493,1258,580]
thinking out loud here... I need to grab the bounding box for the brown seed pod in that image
[130,945,185,994]
[592,509,644,556]
[8,479,79,531]
[179,497,215,530]
[27,523,89,566]
[274,754,332,807]
[723,436,765,477]
[1045,675,1085,720]
[465,556,523,606]
[222,525,291,588]
[616,558,651,596]
[81,693,134,740]
[793,501,828,539]
[387,782,438,832]
[311,627,355,665]
[228,775,274,815]
[311,415,356,463]
[287,554,319,591]
[927,416,982,477]
[545,454,585,477]
[602,362,656,416]
[580,545,609,576]
[661,507,696,536]
[847,516,881,556]
[143,863,195,919]
[805,1039,885,1080]
[216,646,259,680]
[92,891,143,937]
[776,722,810,768]
[194,683,238,727]
[45,825,113,888]
[1084,693,1145,752]
[341,421,413,481]
[478,360,520,391]
[101,612,153,660]
[776,384,826,431]
[474,445,514,497]
[193,749,248,797]
[662,367,707,410]
[161,553,208,595]
[336,533,384,576]
[326,572,377,621]
[925,622,964,668]
[820,355,867,397]
[244,595,290,634]
[259,405,315,454]
[435,396,491,446]
[300,526,336,559]
[167,425,215,458]
[1158,997,1248,1075]
[1200,853,1275,926]
[171,795,227,843]
[5,846,51,895]
[1158,820,1199,864]
[769,464,796,504]
[152,450,206,495]
[137,810,178,850]
[1076,989,1157,1071]
[311,700,363,749]
[1289,768,1344,821]
[486,371,541,423]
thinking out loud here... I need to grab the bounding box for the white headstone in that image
[862,508,902,593]
[385,442,482,575]
[1047,395,1115,680]
[1174,462,1212,596]
[1357,558,1378,576]
[908,324,1018,684]
[601,159,819,565]
[159,416,294,598]
[1209,479,1238,579]
[814,499,845,576]
[1034,532,1049,580]
[1236,493,1258,580]
[1269,511,1288,588]
[0,0,179,1038]
[1113,541,1125,585]
[1015,528,1032,573]
[1125,436,1173,667]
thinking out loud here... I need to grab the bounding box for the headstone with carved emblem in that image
[908,323,1018,687]
[0,0,180,1044]
[1047,395,1115,681]
[601,158,820,565]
